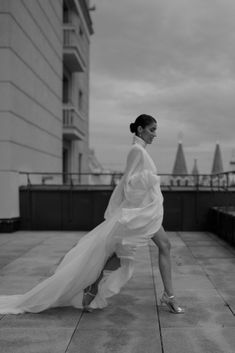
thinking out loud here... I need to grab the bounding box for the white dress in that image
[0,135,163,314]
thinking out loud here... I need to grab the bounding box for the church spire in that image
[172,141,188,175]
[191,158,199,175]
[211,143,224,174]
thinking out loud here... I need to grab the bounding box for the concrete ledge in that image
[209,207,235,247]
[0,218,20,233]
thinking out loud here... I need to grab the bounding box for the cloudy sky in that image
[89,0,235,173]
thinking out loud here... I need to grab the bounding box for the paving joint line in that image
[148,243,165,353]
[205,231,235,256]
[64,311,84,353]
[224,302,235,316]
[177,231,235,318]
[0,234,72,274]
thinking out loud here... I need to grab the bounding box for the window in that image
[63,1,70,24]
[78,90,83,111]
[79,25,84,37]
[78,153,82,183]
[63,76,70,103]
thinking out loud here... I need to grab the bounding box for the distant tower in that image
[172,142,188,176]
[211,143,224,174]
[191,158,199,175]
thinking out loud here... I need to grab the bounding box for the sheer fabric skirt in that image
[0,207,160,314]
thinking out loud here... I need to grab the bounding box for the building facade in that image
[0,0,93,228]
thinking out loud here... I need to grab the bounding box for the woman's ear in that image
[137,126,143,136]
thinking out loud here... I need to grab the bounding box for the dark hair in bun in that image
[130,123,136,133]
[129,114,157,135]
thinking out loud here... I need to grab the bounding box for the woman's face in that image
[138,122,157,144]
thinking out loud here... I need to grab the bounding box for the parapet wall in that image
[18,186,235,232]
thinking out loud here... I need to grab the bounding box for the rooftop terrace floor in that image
[0,230,234,353]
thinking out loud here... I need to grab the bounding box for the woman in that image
[0,114,184,314]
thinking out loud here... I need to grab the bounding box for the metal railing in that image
[160,171,235,191]
[18,171,235,190]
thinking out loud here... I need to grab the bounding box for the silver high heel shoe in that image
[160,292,185,314]
[82,287,96,313]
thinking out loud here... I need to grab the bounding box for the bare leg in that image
[151,226,174,296]
[151,226,184,313]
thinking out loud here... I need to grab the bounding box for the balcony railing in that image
[18,171,235,189]
[64,0,94,35]
[63,105,85,140]
[63,25,86,72]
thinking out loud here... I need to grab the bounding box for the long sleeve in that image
[123,147,160,206]
[104,146,142,219]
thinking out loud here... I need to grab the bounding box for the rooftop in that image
[0,230,234,352]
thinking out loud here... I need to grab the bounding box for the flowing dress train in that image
[0,135,163,314]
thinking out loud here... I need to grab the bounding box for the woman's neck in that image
[133,135,147,148]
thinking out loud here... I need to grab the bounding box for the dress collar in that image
[132,135,147,148]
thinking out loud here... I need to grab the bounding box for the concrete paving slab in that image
[0,257,57,277]
[185,240,223,247]
[170,288,226,299]
[217,291,235,315]
[1,307,82,328]
[197,257,235,266]
[170,264,205,276]
[10,231,52,238]
[153,273,216,294]
[66,327,162,353]
[208,285,235,316]
[26,244,71,257]
[0,248,28,257]
[0,327,74,353]
[162,327,235,353]
[206,233,235,254]
[79,289,158,330]
[189,246,234,259]
[171,247,198,265]
[174,274,217,290]
[179,232,215,242]
[1,237,44,247]
[201,261,235,278]
[123,274,154,290]
[0,255,21,269]
[0,230,234,353]
[158,293,235,328]
[191,234,235,254]
[0,237,14,246]
[203,273,235,291]
[166,233,186,247]
[150,245,198,268]
[0,275,43,294]
[0,237,48,250]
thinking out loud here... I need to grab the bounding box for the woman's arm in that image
[123,146,142,182]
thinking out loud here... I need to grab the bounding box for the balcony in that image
[63,25,86,72]
[63,104,85,140]
[64,0,94,35]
